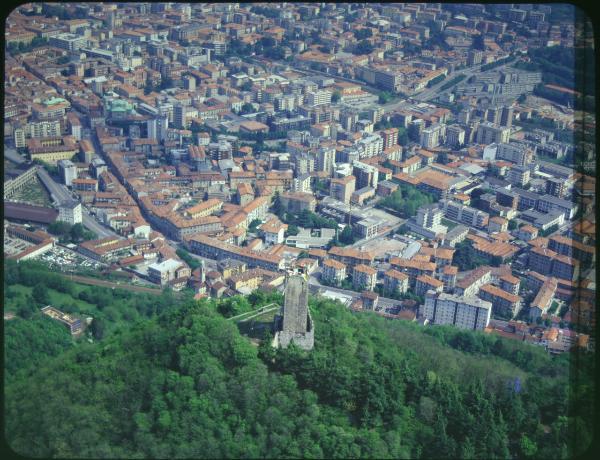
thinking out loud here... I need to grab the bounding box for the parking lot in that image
[39,245,102,271]
[4,235,34,256]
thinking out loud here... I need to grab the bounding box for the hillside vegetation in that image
[4,268,594,458]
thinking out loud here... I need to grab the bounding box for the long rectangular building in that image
[186,234,284,272]
[423,291,492,330]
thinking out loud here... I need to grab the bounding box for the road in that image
[5,142,116,238]
[411,58,518,103]
[257,55,516,114]
[4,147,26,164]
[37,168,117,238]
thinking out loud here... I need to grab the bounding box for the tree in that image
[240,81,254,92]
[339,225,355,245]
[331,91,341,103]
[452,240,488,271]
[354,40,374,56]
[378,91,393,104]
[70,223,96,243]
[286,224,299,237]
[248,219,262,233]
[48,221,72,237]
[271,191,284,218]
[472,34,486,51]
[90,318,105,340]
[519,434,538,458]
[32,284,50,305]
[354,28,372,40]
[240,102,255,114]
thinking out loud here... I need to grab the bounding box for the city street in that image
[4,146,26,164]
[37,167,117,238]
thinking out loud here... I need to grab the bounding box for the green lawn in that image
[47,289,96,314]
[7,283,97,317]
[236,307,280,339]
[7,284,32,297]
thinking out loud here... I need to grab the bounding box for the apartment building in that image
[383,269,409,295]
[478,283,522,317]
[381,128,399,150]
[184,198,223,219]
[330,175,356,204]
[454,266,493,297]
[305,89,332,107]
[529,277,558,322]
[441,200,489,228]
[58,200,83,225]
[423,291,492,331]
[446,125,465,148]
[476,122,511,145]
[352,161,379,189]
[187,234,284,272]
[321,258,347,286]
[415,274,444,297]
[496,142,533,166]
[352,264,378,291]
[329,246,375,276]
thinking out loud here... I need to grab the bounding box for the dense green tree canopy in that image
[4,262,594,459]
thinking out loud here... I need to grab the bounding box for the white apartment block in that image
[496,142,532,166]
[420,123,445,149]
[58,200,83,225]
[306,89,332,107]
[441,200,489,228]
[357,134,384,158]
[423,292,491,331]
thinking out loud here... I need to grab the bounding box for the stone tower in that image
[273,273,314,350]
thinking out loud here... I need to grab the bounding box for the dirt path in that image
[59,274,164,295]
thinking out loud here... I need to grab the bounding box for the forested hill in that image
[5,294,594,458]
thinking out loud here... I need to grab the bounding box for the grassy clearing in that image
[10,176,52,206]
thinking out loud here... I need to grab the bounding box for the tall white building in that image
[305,89,332,107]
[57,159,77,187]
[445,125,465,148]
[147,115,169,141]
[49,33,87,51]
[316,147,336,174]
[357,133,383,158]
[476,122,511,145]
[415,204,446,233]
[423,291,492,330]
[441,200,489,228]
[420,123,445,149]
[58,200,83,225]
[496,142,532,166]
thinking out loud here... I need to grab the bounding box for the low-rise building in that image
[529,277,558,322]
[148,258,191,288]
[41,306,83,335]
[260,218,288,245]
